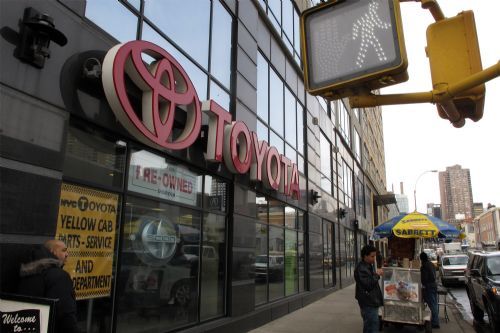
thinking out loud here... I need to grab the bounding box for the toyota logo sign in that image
[102,40,201,151]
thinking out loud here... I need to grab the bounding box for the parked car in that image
[253,255,284,281]
[439,254,468,286]
[465,250,500,332]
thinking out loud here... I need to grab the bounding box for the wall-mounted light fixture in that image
[15,7,67,68]
[310,189,321,205]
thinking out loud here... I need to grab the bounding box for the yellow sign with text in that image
[393,213,439,238]
[55,183,118,300]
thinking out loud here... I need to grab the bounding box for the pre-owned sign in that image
[102,40,300,199]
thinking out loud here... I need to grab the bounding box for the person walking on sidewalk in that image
[420,251,440,329]
[355,245,384,333]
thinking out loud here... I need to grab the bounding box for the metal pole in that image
[413,170,438,212]
[349,62,500,109]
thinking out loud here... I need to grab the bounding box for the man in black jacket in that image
[420,251,440,328]
[355,245,384,333]
[18,240,79,333]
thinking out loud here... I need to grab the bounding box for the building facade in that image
[426,203,442,219]
[474,207,500,248]
[0,1,393,332]
[438,165,474,225]
[473,202,484,218]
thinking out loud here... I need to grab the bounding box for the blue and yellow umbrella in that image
[372,212,461,239]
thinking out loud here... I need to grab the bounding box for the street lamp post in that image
[413,170,438,212]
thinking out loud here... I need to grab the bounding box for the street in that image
[447,285,493,333]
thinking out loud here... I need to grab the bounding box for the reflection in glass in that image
[200,213,226,320]
[63,126,126,189]
[142,25,208,100]
[269,226,284,300]
[210,0,233,88]
[257,53,269,123]
[284,88,296,147]
[268,199,284,226]
[296,102,304,155]
[203,176,227,212]
[116,197,201,332]
[298,232,305,292]
[269,69,284,136]
[294,9,301,57]
[282,0,294,44]
[210,80,230,111]
[144,0,210,68]
[285,229,298,296]
[309,232,323,291]
[323,221,335,287]
[85,0,137,42]
[257,120,268,142]
[270,131,284,155]
[320,133,332,194]
[256,196,268,223]
[254,223,268,305]
[284,206,296,229]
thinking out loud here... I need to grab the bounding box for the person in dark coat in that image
[18,240,79,333]
[420,251,440,328]
[355,244,384,333]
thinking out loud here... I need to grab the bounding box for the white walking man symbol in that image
[352,1,391,68]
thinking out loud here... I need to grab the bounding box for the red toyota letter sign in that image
[102,41,301,200]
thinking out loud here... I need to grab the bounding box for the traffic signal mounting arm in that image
[349,61,500,123]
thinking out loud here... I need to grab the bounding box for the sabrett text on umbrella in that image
[395,229,437,237]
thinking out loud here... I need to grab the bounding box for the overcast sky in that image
[382,0,500,212]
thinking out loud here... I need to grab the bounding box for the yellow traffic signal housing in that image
[301,0,408,99]
[426,11,485,124]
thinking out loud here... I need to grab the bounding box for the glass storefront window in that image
[270,131,284,155]
[296,101,304,156]
[269,69,284,136]
[284,87,296,148]
[116,196,202,332]
[285,229,298,296]
[210,0,233,88]
[257,52,269,124]
[256,196,268,223]
[268,226,284,300]
[255,223,268,305]
[203,176,227,213]
[254,195,304,304]
[85,0,138,41]
[128,150,203,207]
[319,132,332,194]
[210,80,230,111]
[144,0,210,69]
[141,24,208,100]
[298,232,305,293]
[200,213,226,320]
[309,231,323,291]
[268,199,284,226]
[257,120,268,142]
[63,125,126,190]
[284,206,296,229]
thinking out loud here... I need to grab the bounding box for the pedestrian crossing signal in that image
[301,0,408,99]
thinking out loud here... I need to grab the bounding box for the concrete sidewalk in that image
[248,284,476,333]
